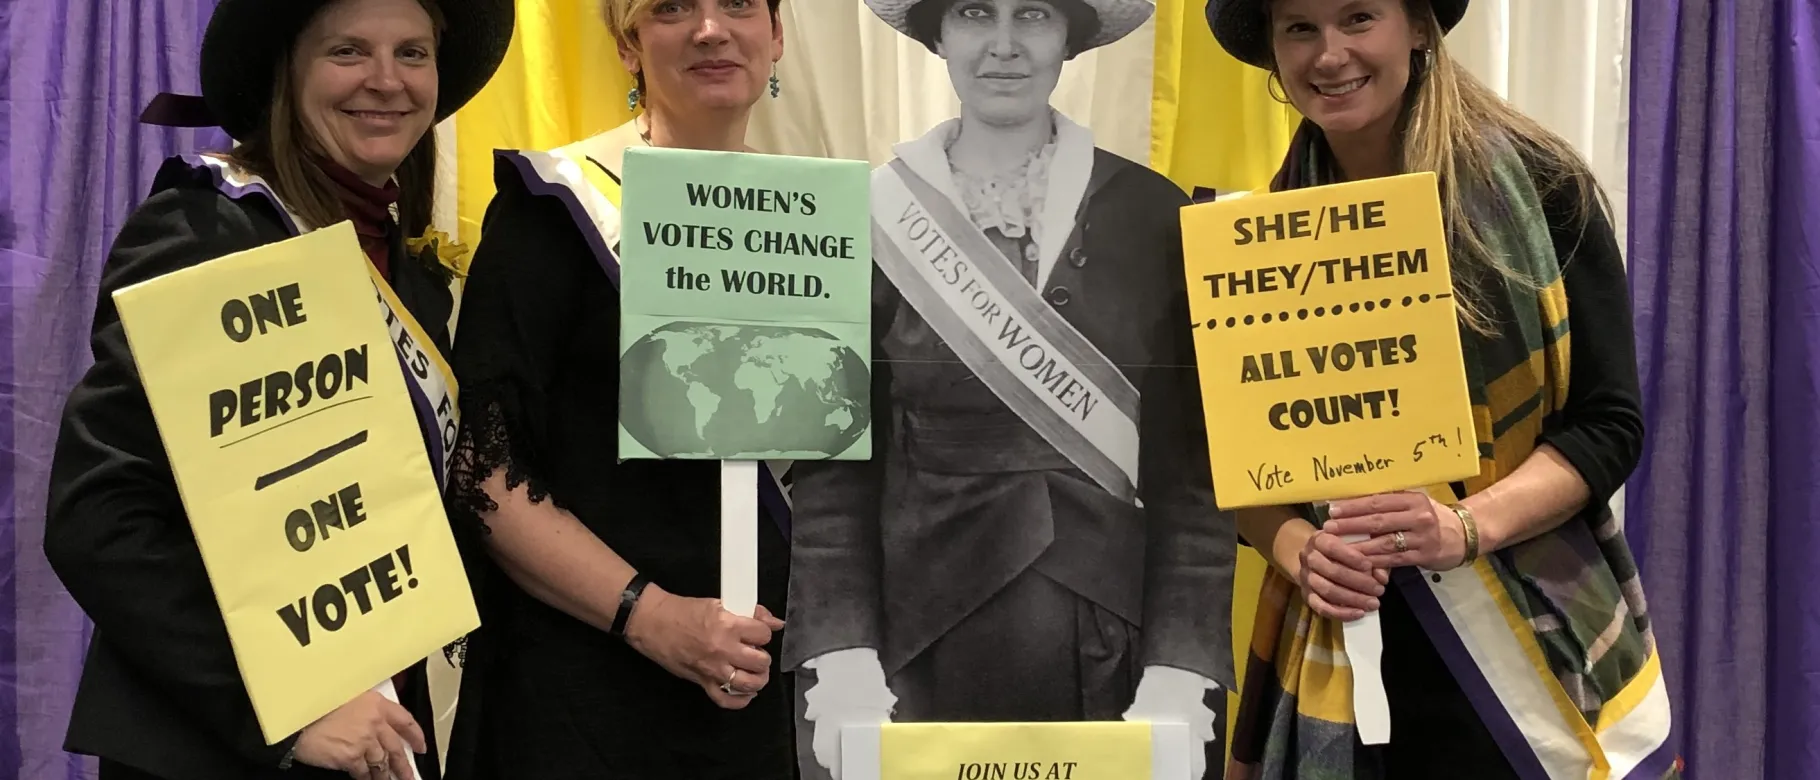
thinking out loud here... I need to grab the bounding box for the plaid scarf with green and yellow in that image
[1224,121,1680,780]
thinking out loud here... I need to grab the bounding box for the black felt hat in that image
[142,0,514,140]
[1205,0,1467,70]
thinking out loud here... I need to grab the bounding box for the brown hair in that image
[218,0,446,238]
[604,0,784,103]
[1269,0,1611,336]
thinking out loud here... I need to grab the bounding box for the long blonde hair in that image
[1276,0,1614,336]
[1404,4,1612,334]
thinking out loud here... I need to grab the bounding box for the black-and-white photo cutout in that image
[783,0,1237,778]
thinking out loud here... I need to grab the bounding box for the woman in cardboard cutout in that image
[784,1,1237,778]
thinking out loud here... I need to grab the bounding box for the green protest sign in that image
[617,147,872,462]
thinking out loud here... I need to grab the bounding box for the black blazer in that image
[43,158,452,780]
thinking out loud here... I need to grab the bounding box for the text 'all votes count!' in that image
[1179,174,1481,509]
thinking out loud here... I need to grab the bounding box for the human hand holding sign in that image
[292,689,424,780]
[802,648,897,779]
[624,584,785,709]
[1325,490,1470,572]
[1296,527,1390,622]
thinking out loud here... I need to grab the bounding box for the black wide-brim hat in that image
[144,0,514,140]
[1206,0,1467,70]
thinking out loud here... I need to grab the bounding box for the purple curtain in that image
[1,1,225,777]
[1768,0,1820,776]
[1627,0,1818,777]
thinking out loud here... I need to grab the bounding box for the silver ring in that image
[1393,531,1408,552]
[720,669,739,695]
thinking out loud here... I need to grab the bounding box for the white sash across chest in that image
[870,157,1142,504]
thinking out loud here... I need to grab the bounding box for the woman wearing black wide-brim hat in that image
[783,1,1235,779]
[1205,2,1681,779]
[44,1,511,779]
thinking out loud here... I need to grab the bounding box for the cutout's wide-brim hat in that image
[144,0,514,140]
[866,0,1155,55]
[1205,0,1467,70]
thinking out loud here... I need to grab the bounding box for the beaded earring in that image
[769,73,780,99]
[627,85,640,111]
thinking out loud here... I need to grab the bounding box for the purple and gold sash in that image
[174,154,459,490]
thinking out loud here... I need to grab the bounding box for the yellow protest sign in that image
[112,221,478,743]
[879,722,1151,780]
[1180,173,1479,509]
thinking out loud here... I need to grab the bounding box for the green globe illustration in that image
[621,321,871,458]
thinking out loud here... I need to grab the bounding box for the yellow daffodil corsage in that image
[406,228,472,281]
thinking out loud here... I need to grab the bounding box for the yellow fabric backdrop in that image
[1149,0,1301,193]
[1147,0,1299,761]
[452,0,637,247]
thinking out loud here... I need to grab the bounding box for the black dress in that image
[439,155,795,780]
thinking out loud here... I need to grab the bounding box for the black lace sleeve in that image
[445,170,593,536]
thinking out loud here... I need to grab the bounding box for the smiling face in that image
[1268,0,1425,140]
[291,0,439,184]
[936,0,1071,127]
[622,0,783,114]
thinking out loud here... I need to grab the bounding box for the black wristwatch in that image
[609,574,651,640]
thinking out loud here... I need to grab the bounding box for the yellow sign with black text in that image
[880,722,1151,780]
[112,222,478,743]
[1179,173,1480,509]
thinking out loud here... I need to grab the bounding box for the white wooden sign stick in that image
[1334,502,1390,745]
[720,460,759,618]
[1338,576,1390,745]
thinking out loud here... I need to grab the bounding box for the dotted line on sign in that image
[1199,293,1452,331]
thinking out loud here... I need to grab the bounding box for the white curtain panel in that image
[1447,0,1634,529]
[433,119,462,237]
[433,120,464,338]
[1447,0,1633,246]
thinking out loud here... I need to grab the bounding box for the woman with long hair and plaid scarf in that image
[1202,1,1681,778]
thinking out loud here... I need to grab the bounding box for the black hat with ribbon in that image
[142,0,514,139]
[1204,0,1468,70]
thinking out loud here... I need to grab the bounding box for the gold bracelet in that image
[1451,504,1480,566]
